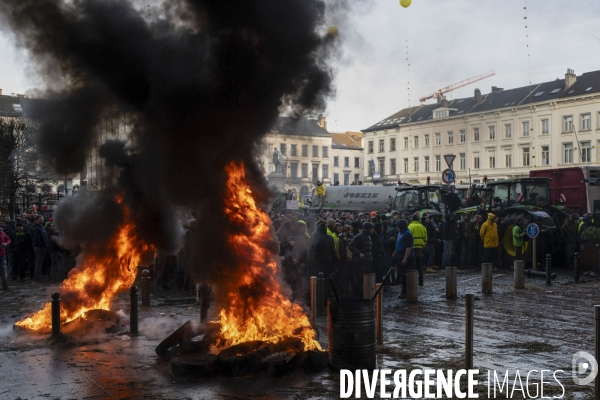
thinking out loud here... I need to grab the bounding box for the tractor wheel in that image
[498,216,530,268]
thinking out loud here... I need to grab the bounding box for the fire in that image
[16,202,152,331]
[218,162,321,351]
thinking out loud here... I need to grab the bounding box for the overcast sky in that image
[2,1,600,133]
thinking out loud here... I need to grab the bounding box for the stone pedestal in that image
[268,172,285,192]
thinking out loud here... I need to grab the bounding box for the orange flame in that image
[16,203,152,331]
[218,162,321,351]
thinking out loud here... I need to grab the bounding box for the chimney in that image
[491,86,503,93]
[565,68,576,90]
[474,88,483,104]
[317,113,327,130]
[440,97,449,108]
[0,89,2,96]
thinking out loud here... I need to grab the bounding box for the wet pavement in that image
[0,266,599,399]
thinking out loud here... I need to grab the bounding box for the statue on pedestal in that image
[272,148,284,173]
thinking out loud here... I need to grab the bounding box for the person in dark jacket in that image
[561,218,576,269]
[456,213,471,268]
[370,223,385,282]
[393,219,415,299]
[475,202,488,222]
[30,215,49,282]
[422,216,439,269]
[309,222,335,279]
[0,228,11,290]
[10,223,27,280]
[441,214,454,268]
[348,222,374,298]
[337,225,354,297]
[444,189,462,213]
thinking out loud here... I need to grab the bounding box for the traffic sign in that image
[526,223,539,239]
[442,168,456,184]
[444,154,456,167]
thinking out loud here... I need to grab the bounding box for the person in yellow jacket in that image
[408,215,427,286]
[326,219,341,261]
[479,213,498,264]
[315,181,326,208]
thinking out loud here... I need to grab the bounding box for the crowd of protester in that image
[0,214,68,290]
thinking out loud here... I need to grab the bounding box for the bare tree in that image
[0,117,59,218]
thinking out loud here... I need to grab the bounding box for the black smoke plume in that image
[0,0,339,292]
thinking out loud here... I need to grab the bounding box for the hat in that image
[370,211,377,217]
[363,222,374,230]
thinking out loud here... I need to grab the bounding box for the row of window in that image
[333,173,362,186]
[373,142,593,176]
[333,156,360,168]
[367,113,598,154]
[280,144,329,158]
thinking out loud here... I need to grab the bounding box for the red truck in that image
[530,166,600,215]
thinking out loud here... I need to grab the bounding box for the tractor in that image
[458,177,579,267]
[393,185,447,217]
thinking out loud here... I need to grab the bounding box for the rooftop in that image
[363,69,600,132]
[331,132,362,150]
[270,116,330,137]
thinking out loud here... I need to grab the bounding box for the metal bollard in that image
[465,293,474,369]
[595,305,600,398]
[481,263,493,294]
[514,260,524,289]
[574,252,580,284]
[317,272,325,316]
[546,254,552,286]
[376,283,383,345]
[446,267,457,299]
[51,292,60,338]
[406,270,418,303]
[130,286,138,336]
[141,269,150,308]
[363,273,376,300]
[310,276,317,327]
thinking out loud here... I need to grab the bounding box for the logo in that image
[572,351,598,385]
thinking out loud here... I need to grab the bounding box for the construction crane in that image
[419,71,496,104]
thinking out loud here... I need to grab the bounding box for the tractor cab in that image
[394,185,447,216]
[485,178,552,211]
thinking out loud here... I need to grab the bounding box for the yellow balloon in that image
[400,0,412,8]
[327,26,338,38]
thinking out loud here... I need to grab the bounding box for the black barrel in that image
[328,299,376,370]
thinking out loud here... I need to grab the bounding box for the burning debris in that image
[156,320,328,377]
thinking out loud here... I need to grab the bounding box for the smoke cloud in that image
[0,0,341,296]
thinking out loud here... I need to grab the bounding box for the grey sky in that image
[2,1,600,133]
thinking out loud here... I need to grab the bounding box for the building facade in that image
[331,131,364,185]
[258,116,332,199]
[362,69,600,185]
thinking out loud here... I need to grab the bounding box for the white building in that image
[258,115,332,199]
[331,131,364,185]
[361,68,600,185]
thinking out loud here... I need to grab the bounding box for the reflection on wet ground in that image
[0,267,598,399]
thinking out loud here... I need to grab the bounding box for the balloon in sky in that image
[400,0,412,8]
[327,27,338,38]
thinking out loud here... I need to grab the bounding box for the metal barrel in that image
[328,299,376,370]
[51,292,60,338]
[310,276,317,327]
[406,270,418,303]
[363,273,376,300]
[376,283,383,345]
[514,260,524,289]
[481,263,493,294]
[465,293,474,369]
[546,254,552,286]
[141,269,150,308]
[130,286,138,335]
[446,267,457,298]
[317,272,325,316]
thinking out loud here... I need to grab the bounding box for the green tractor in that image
[459,178,579,267]
[393,185,448,217]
